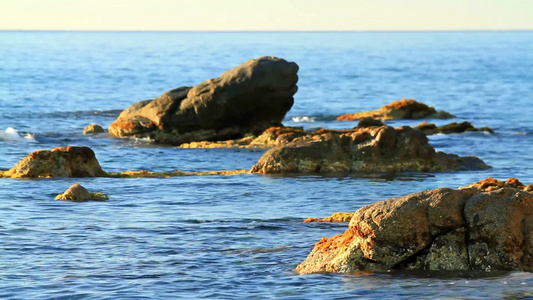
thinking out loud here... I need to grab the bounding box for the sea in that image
[0,31,532,299]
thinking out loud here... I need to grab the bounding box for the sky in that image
[0,0,532,31]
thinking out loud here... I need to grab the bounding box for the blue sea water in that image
[0,31,532,299]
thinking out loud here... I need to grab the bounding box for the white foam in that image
[291,116,316,123]
[0,127,36,142]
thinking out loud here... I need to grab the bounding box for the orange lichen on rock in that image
[461,177,531,191]
[337,99,454,121]
[303,212,354,223]
[314,227,358,252]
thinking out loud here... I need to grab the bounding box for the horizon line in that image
[1,29,532,33]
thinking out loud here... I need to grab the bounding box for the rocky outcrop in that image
[0,147,249,179]
[109,57,299,145]
[55,183,109,201]
[83,124,105,135]
[304,212,354,223]
[415,122,494,135]
[0,146,108,178]
[337,99,454,121]
[250,124,489,174]
[296,178,533,274]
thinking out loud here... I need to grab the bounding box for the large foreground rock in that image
[296,178,533,274]
[337,99,454,121]
[0,146,108,178]
[109,56,299,145]
[250,124,489,174]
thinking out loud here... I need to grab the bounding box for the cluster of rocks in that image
[296,177,533,274]
[250,124,489,174]
[4,56,527,275]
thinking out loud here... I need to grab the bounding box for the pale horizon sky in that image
[1,0,532,31]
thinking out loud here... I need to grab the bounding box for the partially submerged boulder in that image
[83,124,105,135]
[296,178,533,274]
[250,125,489,174]
[109,56,299,145]
[415,121,494,135]
[337,99,454,121]
[55,183,109,202]
[0,146,108,178]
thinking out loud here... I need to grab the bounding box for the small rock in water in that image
[83,124,105,135]
[337,99,454,121]
[55,183,109,202]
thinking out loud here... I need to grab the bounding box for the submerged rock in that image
[109,56,299,145]
[55,183,109,202]
[83,124,105,135]
[0,146,108,178]
[337,99,454,121]
[414,121,494,135]
[303,212,354,223]
[250,125,489,174]
[296,178,533,274]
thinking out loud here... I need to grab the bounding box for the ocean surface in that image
[0,31,532,299]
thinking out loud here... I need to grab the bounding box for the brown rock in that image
[0,146,108,178]
[83,124,105,135]
[414,121,494,135]
[296,180,533,274]
[55,183,109,202]
[250,125,489,174]
[337,99,454,121]
[109,57,299,145]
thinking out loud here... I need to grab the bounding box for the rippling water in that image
[0,31,532,299]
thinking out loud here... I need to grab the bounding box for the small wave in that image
[290,115,339,122]
[291,116,316,122]
[0,127,36,142]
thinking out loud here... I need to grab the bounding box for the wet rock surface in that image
[250,125,489,174]
[337,99,454,121]
[109,56,299,145]
[295,178,533,274]
[55,183,109,202]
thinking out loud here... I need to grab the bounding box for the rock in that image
[0,146,250,178]
[83,124,105,135]
[179,126,307,149]
[109,56,299,145]
[337,99,454,121]
[304,212,354,223]
[250,125,489,174]
[414,121,494,135]
[295,178,533,274]
[356,117,385,128]
[0,146,108,178]
[55,183,109,202]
